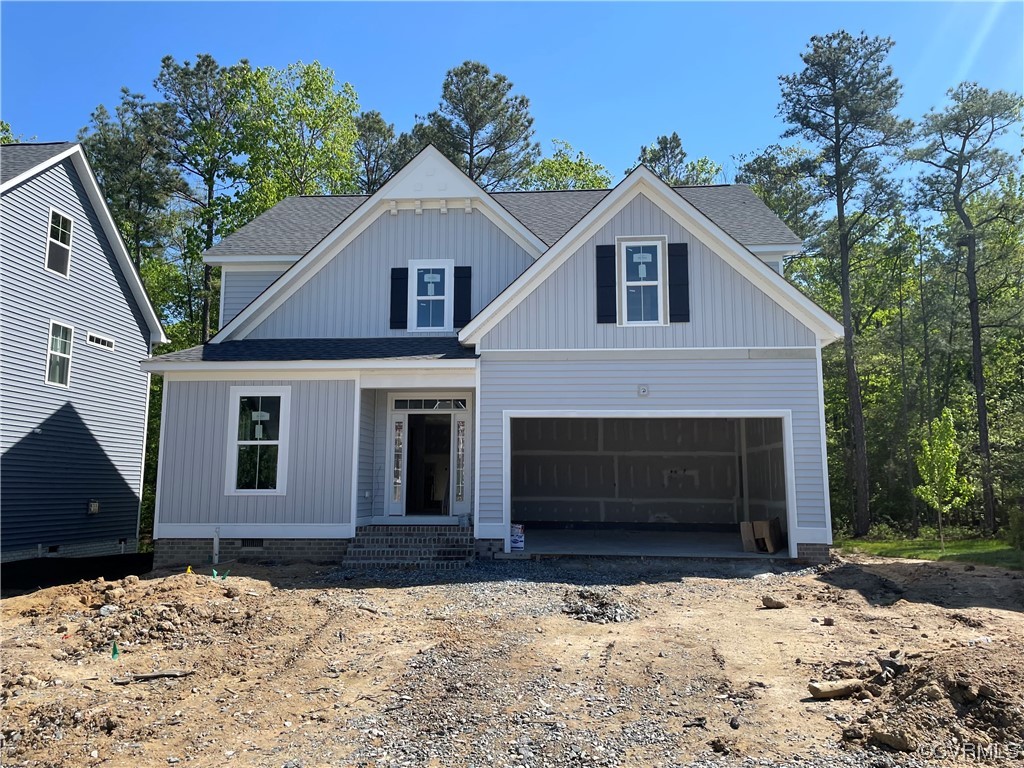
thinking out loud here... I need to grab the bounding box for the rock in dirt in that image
[562,588,638,624]
[870,727,918,752]
[808,679,864,699]
[761,596,787,609]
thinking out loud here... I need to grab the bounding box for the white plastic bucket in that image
[510,524,525,551]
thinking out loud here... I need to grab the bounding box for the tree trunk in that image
[840,232,871,536]
[897,253,918,536]
[963,232,997,532]
[201,179,215,343]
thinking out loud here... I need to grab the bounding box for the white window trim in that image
[617,236,668,326]
[407,259,455,332]
[224,385,291,496]
[44,320,74,388]
[44,207,74,279]
[86,332,116,350]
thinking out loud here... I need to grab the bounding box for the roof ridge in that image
[0,141,76,147]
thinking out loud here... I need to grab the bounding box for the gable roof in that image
[460,165,843,346]
[211,145,549,342]
[0,142,167,345]
[201,184,801,264]
[1,142,78,185]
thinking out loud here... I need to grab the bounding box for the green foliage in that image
[1007,508,1024,553]
[417,61,540,190]
[629,131,722,185]
[0,120,15,143]
[232,60,360,221]
[914,409,975,548]
[524,139,611,191]
[354,110,399,194]
[736,144,825,241]
[78,89,185,267]
[837,536,1021,570]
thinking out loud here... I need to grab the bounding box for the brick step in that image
[344,548,473,558]
[340,559,469,570]
[356,525,468,534]
[349,538,473,547]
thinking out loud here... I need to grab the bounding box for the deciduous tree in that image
[524,139,611,190]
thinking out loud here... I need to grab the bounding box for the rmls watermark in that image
[917,742,1022,761]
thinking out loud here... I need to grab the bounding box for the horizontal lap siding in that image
[221,270,284,325]
[478,357,827,531]
[158,379,354,528]
[480,194,816,350]
[250,209,533,339]
[1,160,151,550]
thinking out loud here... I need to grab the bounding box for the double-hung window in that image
[408,259,454,331]
[619,238,667,325]
[46,210,73,277]
[46,321,73,387]
[225,386,291,495]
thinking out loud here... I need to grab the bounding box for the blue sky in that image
[2,2,1022,183]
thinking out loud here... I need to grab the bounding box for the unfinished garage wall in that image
[743,417,787,524]
[511,417,741,528]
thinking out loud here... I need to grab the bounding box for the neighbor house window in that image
[46,210,73,277]
[225,386,291,495]
[45,321,73,387]
[407,259,454,331]
[619,239,667,325]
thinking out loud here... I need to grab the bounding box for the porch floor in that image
[499,529,788,559]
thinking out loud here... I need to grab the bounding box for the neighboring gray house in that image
[145,146,842,568]
[1,142,166,562]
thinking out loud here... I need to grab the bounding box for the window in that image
[619,239,667,325]
[225,386,290,495]
[87,332,115,350]
[408,259,454,331]
[45,210,73,277]
[45,322,73,387]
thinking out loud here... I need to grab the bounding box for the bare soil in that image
[2,554,1022,767]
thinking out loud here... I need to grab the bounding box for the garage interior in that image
[510,417,788,557]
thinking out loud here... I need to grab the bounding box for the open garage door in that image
[510,416,788,555]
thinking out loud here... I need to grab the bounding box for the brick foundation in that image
[795,543,831,564]
[1,538,139,564]
[474,539,504,559]
[153,538,349,570]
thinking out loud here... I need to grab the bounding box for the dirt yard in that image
[2,554,1022,767]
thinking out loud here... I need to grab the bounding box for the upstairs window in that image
[46,322,73,387]
[225,386,291,495]
[46,210,73,277]
[407,259,454,331]
[619,239,667,325]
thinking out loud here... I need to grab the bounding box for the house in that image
[0,142,167,562]
[144,146,842,569]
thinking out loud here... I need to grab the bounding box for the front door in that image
[386,395,472,519]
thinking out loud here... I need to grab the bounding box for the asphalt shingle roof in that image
[153,337,477,364]
[0,142,76,185]
[202,183,801,260]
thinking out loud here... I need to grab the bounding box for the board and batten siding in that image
[357,389,376,519]
[157,379,355,530]
[221,269,285,326]
[479,193,817,350]
[477,356,828,537]
[249,208,533,339]
[0,158,151,552]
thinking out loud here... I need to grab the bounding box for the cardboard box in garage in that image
[740,517,784,554]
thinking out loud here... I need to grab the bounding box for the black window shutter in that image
[454,266,472,327]
[668,242,690,323]
[390,267,408,329]
[595,245,617,324]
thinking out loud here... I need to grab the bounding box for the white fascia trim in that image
[152,376,170,541]
[70,148,168,345]
[205,254,300,267]
[2,145,167,344]
[459,167,842,346]
[0,144,80,193]
[748,244,803,258]
[211,146,546,344]
[143,358,478,374]
[815,346,834,545]
[156,524,354,540]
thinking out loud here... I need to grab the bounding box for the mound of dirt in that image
[845,644,1024,752]
[562,587,639,624]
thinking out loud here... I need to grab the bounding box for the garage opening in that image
[510,417,788,557]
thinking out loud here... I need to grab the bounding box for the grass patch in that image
[836,536,1023,570]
